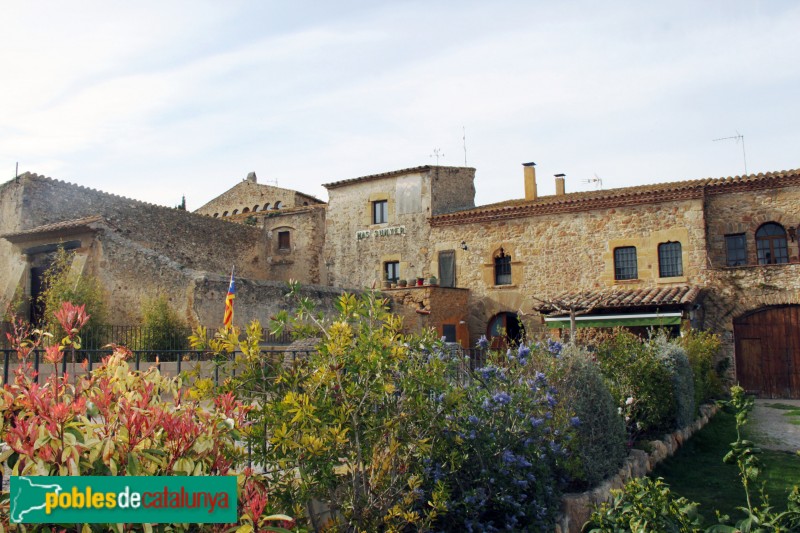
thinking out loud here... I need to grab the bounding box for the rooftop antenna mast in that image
[713,131,748,176]
[462,126,467,166]
[430,148,444,166]
[581,173,603,190]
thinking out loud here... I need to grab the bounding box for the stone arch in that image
[242,207,250,213]
[274,201,283,209]
[222,211,229,217]
[232,209,239,215]
[213,213,219,218]
[264,202,271,211]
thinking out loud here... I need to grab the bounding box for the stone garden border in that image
[555,403,719,533]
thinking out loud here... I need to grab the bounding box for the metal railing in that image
[0,322,294,350]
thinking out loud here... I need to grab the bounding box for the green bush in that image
[139,295,190,351]
[584,477,704,532]
[596,330,677,440]
[679,329,724,408]
[39,247,107,338]
[653,334,696,429]
[553,346,627,491]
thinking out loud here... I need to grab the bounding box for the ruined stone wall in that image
[324,170,434,289]
[194,180,322,218]
[0,179,27,307]
[429,166,476,215]
[14,173,264,279]
[431,199,707,340]
[262,206,327,285]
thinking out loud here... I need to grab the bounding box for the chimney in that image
[554,173,566,196]
[523,162,537,201]
[246,171,257,183]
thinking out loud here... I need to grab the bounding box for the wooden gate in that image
[734,306,800,398]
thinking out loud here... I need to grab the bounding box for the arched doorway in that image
[734,305,800,398]
[487,312,524,349]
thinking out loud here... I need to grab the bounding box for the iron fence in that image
[0,322,294,350]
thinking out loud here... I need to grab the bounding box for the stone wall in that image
[10,173,264,279]
[429,166,476,215]
[430,199,707,341]
[383,286,471,345]
[0,178,27,305]
[705,186,800,268]
[261,205,327,285]
[194,176,323,219]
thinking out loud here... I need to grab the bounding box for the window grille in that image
[494,248,512,285]
[658,242,683,277]
[614,247,638,280]
[725,234,747,266]
[756,223,788,264]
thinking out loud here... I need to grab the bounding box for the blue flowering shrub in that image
[595,330,677,441]
[424,345,570,532]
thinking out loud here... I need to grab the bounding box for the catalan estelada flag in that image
[223,269,235,329]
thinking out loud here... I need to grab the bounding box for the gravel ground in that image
[749,399,800,452]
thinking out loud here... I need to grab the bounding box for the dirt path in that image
[748,399,800,453]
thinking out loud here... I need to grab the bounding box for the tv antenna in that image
[462,126,467,166]
[713,131,748,176]
[582,173,603,190]
[430,148,445,166]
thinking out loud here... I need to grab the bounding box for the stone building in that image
[0,172,338,330]
[3,161,800,398]
[194,171,324,220]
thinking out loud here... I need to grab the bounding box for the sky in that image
[2,1,799,210]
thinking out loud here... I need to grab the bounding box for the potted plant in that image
[429,276,438,286]
[416,276,424,286]
[382,276,392,289]
[398,279,408,287]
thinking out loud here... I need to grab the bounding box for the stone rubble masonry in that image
[323,166,474,290]
[554,403,719,533]
[194,177,324,219]
[430,199,706,342]
[261,205,327,285]
[382,286,470,343]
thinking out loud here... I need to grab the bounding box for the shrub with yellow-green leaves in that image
[223,286,451,532]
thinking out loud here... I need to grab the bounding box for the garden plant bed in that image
[652,404,800,524]
[556,404,719,533]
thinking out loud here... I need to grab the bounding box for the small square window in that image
[384,261,399,283]
[614,247,638,280]
[442,324,457,343]
[725,234,746,266]
[278,231,290,251]
[373,200,388,224]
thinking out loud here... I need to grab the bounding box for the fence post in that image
[33,350,40,384]
[2,350,9,386]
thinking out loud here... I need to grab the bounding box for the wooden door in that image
[734,306,800,398]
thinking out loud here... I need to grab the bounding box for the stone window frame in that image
[614,246,638,280]
[657,241,683,278]
[755,222,789,265]
[365,192,394,227]
[483,244,522,288]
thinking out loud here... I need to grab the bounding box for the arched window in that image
[253,204,260,212]
[614,246,638,280]
[264,203,271,211]
[756,222,789,264]
[658,242,683,277]
[242,207,250,213]
[303,201,309,206]
[222,211,229,217]
[494,247,512,285]
[274,201,282,209]
[232,209,239,215]
[213,213,219,218]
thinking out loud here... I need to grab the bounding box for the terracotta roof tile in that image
[323,165,473,189]
[432,168,800,225]
[1,215,107,241]
[534,285,702,315]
